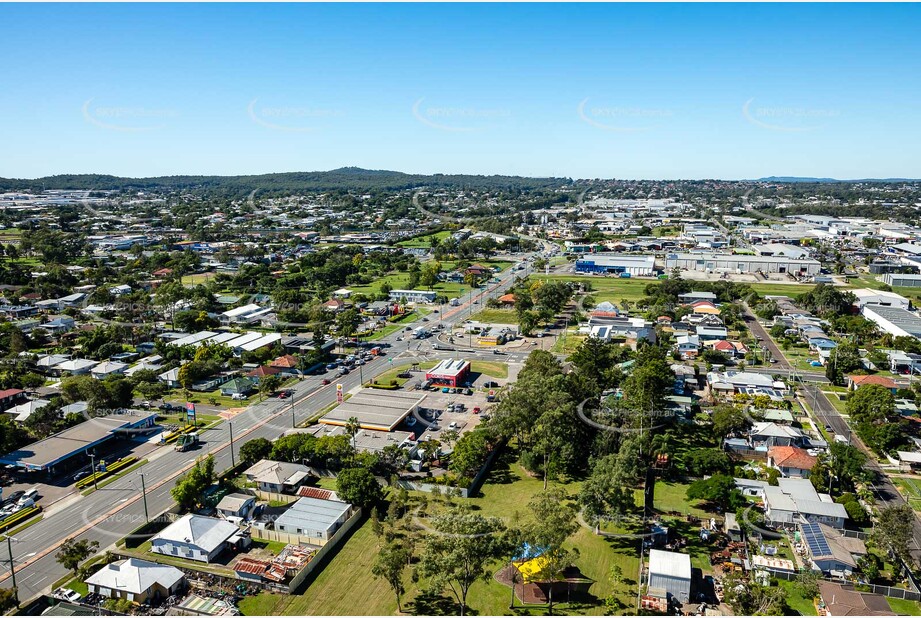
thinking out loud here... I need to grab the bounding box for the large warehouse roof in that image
[0,412,157,471]
[321,389,424,431]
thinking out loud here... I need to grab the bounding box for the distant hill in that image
[0,167,573,196]
[758,176,919,183]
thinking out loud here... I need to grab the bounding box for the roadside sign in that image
[337,383,343,403]
[186,402,196,424]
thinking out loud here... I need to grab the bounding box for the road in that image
[0,256,531,603]
[743,304,921,562]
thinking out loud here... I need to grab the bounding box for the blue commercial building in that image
[574,254,656,276]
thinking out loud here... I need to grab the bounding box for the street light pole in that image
[89,453,98,491]
[139,473,149,523]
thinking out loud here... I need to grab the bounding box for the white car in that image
[52,588,82,603]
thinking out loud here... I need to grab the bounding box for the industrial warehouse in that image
[574,254,657,276]
[664,252,822,276]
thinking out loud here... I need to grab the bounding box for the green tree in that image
[711,405,750,439]
[258,374,282,400]
[371,541,410,612]
[526,487,580,615]
[873,504,914,563]
[239,437,272,467]
[170,455,216,511]
[336,466,383,509]
[579,454,636,532]
[55,538,99,577]
[415,513,507,616]
[345,416,361,451]
[687,474,745,511]
[846,384,895,424]
[0,588,16,613]
[448,429,491,478]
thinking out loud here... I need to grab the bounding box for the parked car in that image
[321,378,331,385]
[473,407,481,414]
[73,470,91,483]
[231,393,247,401]
[52,588,82,603]
[3,490,24,505]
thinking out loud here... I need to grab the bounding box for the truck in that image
[449,298,460,307]
[174,432,200,452]
[413,327,428,339]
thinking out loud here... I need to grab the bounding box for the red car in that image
[473,407,481,415]
[278,391,290,399]
[321,379,331,385]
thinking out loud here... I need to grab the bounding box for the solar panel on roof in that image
[801,522,832,557]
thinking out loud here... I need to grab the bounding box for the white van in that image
[20,487,39,502]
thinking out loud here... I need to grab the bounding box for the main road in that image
[0,256,532,603]
[742,304,921,562]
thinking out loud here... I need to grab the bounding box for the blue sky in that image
[1,3,919,180]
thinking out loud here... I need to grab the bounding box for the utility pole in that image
[229,422,235,467]
[139,473,149,523]
[6,536,16,605]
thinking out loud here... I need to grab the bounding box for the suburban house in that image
[244,459,312,494]
[0,389,27,413]
[817,581,895,616]
[151,514,245,563]
[90,361,128,380]
[675,334,700,359]
[763,478,848,529]
[767,445,816,478]
[84,558,185,603]
[707,371,786,399]
[216,493,257,521]
[847,374,898,392]
[800,522,867,577]
[751,422,807,449]
[220,377,256,397]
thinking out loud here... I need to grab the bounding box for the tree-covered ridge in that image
[0,168,573,196]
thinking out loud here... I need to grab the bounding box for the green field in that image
[469,308,518,324]
[396,230,452,249]
[892,477,921,512]
[470,360,509,379]
[181,272,217,285]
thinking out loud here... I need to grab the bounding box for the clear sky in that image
[1,3,919,180]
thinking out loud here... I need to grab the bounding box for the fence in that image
[763,568,921,601]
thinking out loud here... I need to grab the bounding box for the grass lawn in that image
[888,597,921,615]
[396,230,451,248]
[776,579,817,615]
[165,389,257,409]
[181,272,217,285]
[470,361,508,379]
[469,308,518,324]
[652,480,713,519]
[533,274,651,304]
[349,271,478,299]
[892,477,921,512]
[369,361,438,387]
[64,578,89,597]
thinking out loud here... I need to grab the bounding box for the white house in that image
[151,515,242,563]
[91,361,129,380]
[85,558,185,603]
